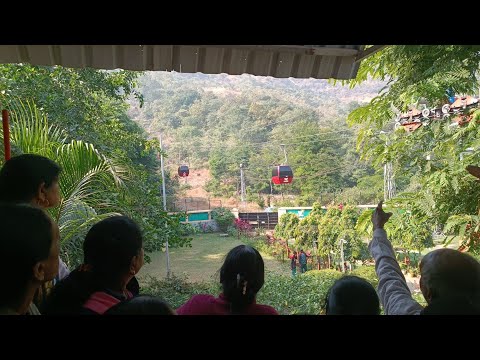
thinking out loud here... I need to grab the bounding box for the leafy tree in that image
[294,212,323,248]
[347,45,480,253]
[0,64,189,266]
[210,207,235,232]
[316,206,342,259]
[356,205,434,264]
[274,213,300,240]
[4,99,126,267]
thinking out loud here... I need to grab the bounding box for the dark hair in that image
[104,296,175,315]
[43,216,143,314]
[420,248,480,309]
[220,245,265,314]
[0,203,54,309]
[325,276,380,315]
[0,154,61,203]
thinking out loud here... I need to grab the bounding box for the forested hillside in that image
[128,72,388,207]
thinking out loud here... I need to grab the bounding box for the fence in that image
[238,212,279,229]
[167,197,223,212]
[278,204,377,218]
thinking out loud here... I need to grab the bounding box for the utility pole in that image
[384,161,396,201]
[380,132,396,201]
[339,238,346,273]
[159,132,171,278]
[240,163,246,209]
[280,144,288,164]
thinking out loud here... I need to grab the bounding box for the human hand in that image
[371,201,392,230]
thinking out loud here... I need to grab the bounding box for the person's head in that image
[220,245,265,314]
[0,154,62,208]
[325,276,380,315]
[0,204,59,313]
[43,216,143,315]
[419,249,480,308]
[83,215,144,285]
[300,249,304,253]
[104,296,176,315]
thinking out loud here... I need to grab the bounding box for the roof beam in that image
[355,45,388,62]
[0,45,365,80]
[196,45,360,57]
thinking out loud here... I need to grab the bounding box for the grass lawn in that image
[138,233,290,283]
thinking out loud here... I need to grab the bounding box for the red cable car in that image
[271,165,293,184]
[178,165,189,177]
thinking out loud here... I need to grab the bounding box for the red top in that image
[83,290,133,314]
[176,293,278,315]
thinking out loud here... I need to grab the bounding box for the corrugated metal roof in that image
[0,45,366,80]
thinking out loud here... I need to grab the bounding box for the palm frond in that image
[7,98,66,156]
[58,199,121,246]
[52,140,128,221]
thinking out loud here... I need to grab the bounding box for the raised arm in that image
[369,202,423,315]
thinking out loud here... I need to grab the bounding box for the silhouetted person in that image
[325,275,380,315]
[43,216,144,315]
[177,245,278,315]
[105,296,175,315]
[0,204,60,315]
[299,249,308,273]
[0,154,69,311]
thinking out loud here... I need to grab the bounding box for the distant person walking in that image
[290,250,298,277]
[299,249,308,273]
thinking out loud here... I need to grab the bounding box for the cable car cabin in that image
[398,107,423,133]
[272,165,293,184]
[178,165,189,177]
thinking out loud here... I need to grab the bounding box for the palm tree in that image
[2,98,129,266]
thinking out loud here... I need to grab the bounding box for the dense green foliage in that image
[0,64,189,266]
[274,213,300,241]
[275,205,370,265]
[347,45,480,253]
[210,207,235,232]
[141,274,220,310]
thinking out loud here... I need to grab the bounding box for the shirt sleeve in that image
[369,228,423,315]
